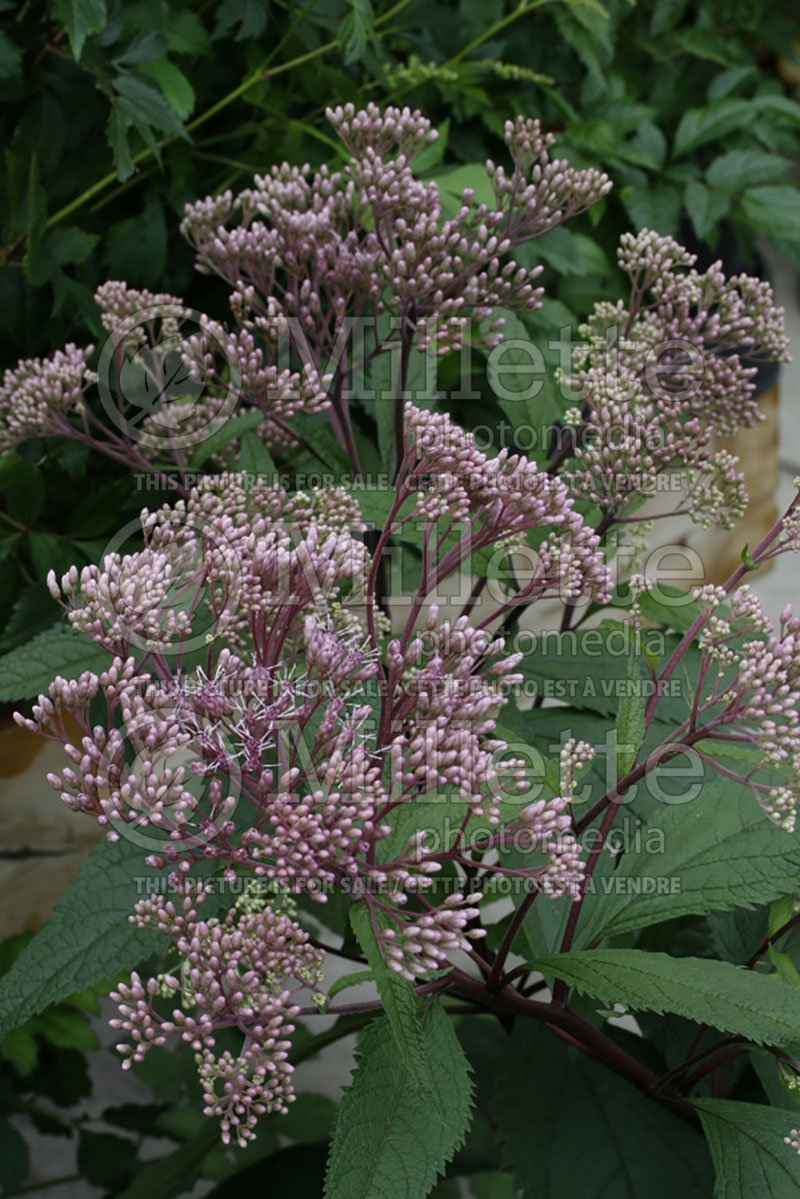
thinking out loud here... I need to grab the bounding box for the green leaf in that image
[328,971,374,1001]
[116,31,168,67]
[674,95,800,158]
[685,179,730,241]
[707,150,789,193]
[166,10,211,56]
[637,584,702,633]
[105,193,167,284]
[615,648,647,780]
[0,1119,30,1193]
[113,74,189,158]
[339,0,375,65]
[628,120,668,169]
[494,1021,713,1198]
[290,412,351,475]
[0,623,112,702]
[435,164,496,216]
[236,430,277,479]
[107,101,135,182]
[0,838,162,1040]
[55,0,108,59]
[649,0,690,34]
[48,226,100,265]
[674,100,752,157]
[708,66,758,102]
[0,1026,38,1075]
[207,1144,330,1196]
[575,776,800,946]
[78,1130,139,1190]
[138,58,196,121]
[621,182,681,235]
[0,32,22,82]
[35,1006,98,1051]
[693,1099,800,1197]
[191,411,265,467]
[770,895,797,938]
[770,950,800,989]
[517,621,693,722]
[739,186,800,241]
[485,309,564,468]
[529,949,800,1052]
[213,0,268,41]
[349,903,432,1095]
[324,1006,472,1199]
[668,28,736,67]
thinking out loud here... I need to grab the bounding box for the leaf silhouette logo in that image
[119,344,205,426]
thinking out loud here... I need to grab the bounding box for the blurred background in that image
[1,0,800,1194]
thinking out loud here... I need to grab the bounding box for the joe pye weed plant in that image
[3,104,800,1197]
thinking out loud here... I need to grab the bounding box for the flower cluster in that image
[670,583,800,831]
[0,343,93,454]
[402,401,612,604]
[109,881,324,1145]
[506,738,593,898]
[182,104,611,358]
[17,458,601,1059]
[563,228,789,524]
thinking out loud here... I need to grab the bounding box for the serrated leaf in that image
[575,775,800,946]
[0,581,58,652]
[349,903,432,1096]
[328,971,374,1001]
[770,950,800,989]
[517,621,694,722]
[693,1099,800,1197]
[615,649,646,780]
[339,0,375,65]
[55,0,108,59]
[706,150,789,193]
[291,412,351,475]
[493,1020,713,1198]
[0,623,112,702]
[107,101,135,182]
[213,0,268,41]
[79,1130,139,1190]
[191,411,265,467]
[770,894,797,938]
[621,182,681,235]
[674,95,800,159]
[673,100,752,157]
[166,10,211,56]
[669,28,736,67]
[138,58,196,121]
[236,430,277,479]
[48,225,100,265]
[113,74,189,160]
[0,1118,30,1193]
[0,837,162,1040]
[684,179,730,241]
[0,32,21,81]
[324,1006,472,1199]
[435,164,496,216]
[529,949,800,1052]
[116,31,168,66]
[739,186,800,241]
[628,120,668,169]
[0,1025,38,1075]
[35,1006,98,1051]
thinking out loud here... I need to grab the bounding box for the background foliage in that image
[0,0,799,656]
[2,2,800,1196]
